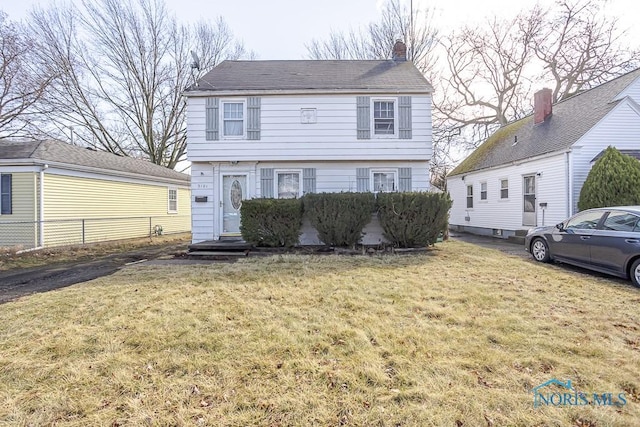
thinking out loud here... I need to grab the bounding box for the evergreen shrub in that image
[377,192,452,247]
[303,192,376,247]
[240,198,303,247]
[578,146,640,211]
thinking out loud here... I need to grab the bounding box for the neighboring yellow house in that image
[0,140,191,249]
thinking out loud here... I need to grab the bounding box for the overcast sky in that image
[2,0,636,60]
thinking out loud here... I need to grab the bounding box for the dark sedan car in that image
[525,206,640,287]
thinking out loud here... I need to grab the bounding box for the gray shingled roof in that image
[185,60,433,93]
[449,68,640,176]
[591,149,640,162]
[0,140,189,183]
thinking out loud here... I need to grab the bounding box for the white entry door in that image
[222,175,247,235]
[522,174,537,227]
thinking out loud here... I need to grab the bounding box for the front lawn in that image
[0,241,638,426]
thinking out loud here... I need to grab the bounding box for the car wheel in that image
[630,259,640,288]
[531,238,551,263]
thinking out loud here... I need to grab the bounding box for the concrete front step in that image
[188,239,252,252]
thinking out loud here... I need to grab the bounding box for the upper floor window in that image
[373,100,396,136]
[0,174,11,215]
[168,188,178,213]
[222,101,244,137]
[500,179,509,199]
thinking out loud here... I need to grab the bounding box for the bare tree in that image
[435,13,541,148]
[0,12,52,138]
[531,0,640,102]
[28,0,249,169]
[306,0,438,73]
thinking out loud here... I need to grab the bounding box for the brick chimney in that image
[534,88,553,124]
[392,40,407,62]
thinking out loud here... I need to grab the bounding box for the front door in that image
[523,175,537,227]
[222,175,247,235]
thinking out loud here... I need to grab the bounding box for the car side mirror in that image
[555,223,565,232]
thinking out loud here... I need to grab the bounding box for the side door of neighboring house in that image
[549,210,605,265]
[522,174,537,227]
[589,210,640,275]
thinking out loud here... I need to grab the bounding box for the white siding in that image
[447,153,568,234]
[186,94,432,162]
[190,160,430,243]
[569,99,640,213]
[191,162,217,243]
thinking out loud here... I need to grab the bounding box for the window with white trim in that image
[466,184,473,208]
[480,182,487,200]
[222,101,245,137]
[372,169,397,192]
[0,174,11,215]
[168,188,178,213]
[372,99,396,136]
[276,171,301,199]
[500,179,509,199]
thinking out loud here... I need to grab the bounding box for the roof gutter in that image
[447,148,573,178]
[0,159,189,186]
[182,88,433,97]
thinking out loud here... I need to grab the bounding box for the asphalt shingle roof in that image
[0,140,189,183]
[591,149,640,162]
[186,60,433,93]
[449,68,640,176]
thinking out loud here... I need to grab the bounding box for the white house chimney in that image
[534,88,553,124]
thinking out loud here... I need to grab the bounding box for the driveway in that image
[449,232,529,258]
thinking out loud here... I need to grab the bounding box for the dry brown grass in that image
[0,233,190,272]
[0,240,639,426]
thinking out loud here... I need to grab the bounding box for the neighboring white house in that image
[184,41,433,244]
[447,68,640,239]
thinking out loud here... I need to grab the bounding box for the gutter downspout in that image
[565,151,571,218]
[38,164,48,248]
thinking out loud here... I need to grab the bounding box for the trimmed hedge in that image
[377,192,452,247]
[578,146,640,210]
[303,192,376,247]
[240,198,303,247]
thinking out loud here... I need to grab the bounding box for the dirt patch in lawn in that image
[0,235,189,303]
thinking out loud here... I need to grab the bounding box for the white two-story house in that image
[184,41,433,244]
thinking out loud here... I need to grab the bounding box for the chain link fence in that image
[0,215,190,251]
